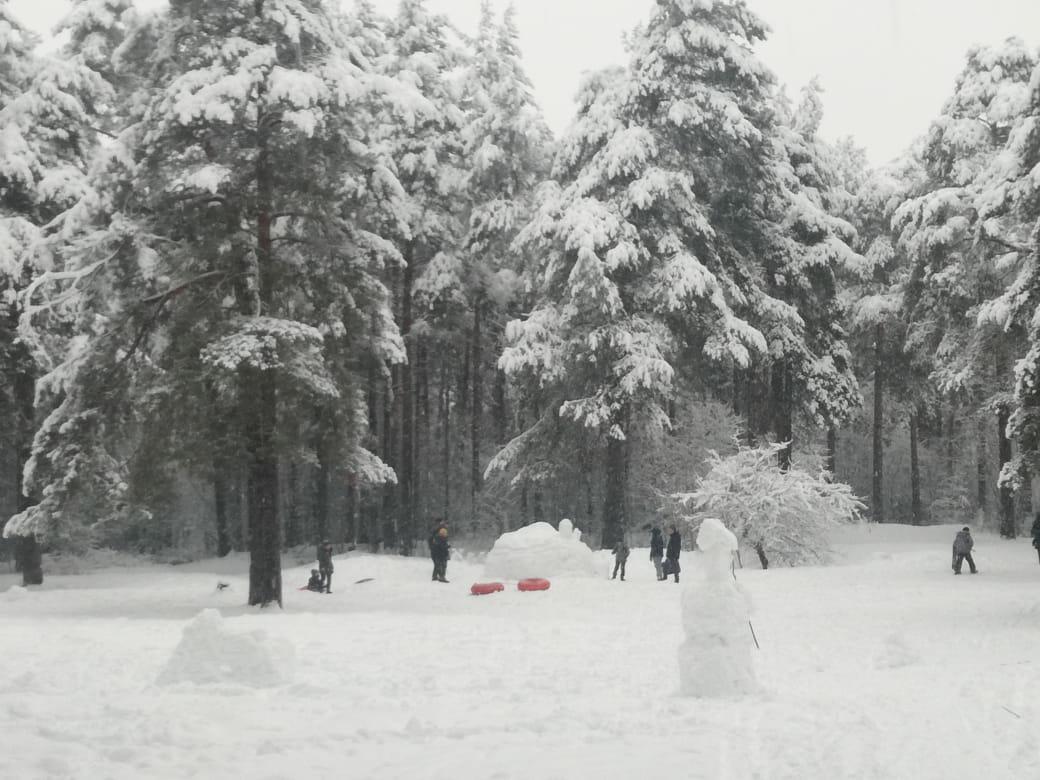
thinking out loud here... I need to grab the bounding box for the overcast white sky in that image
[10,0,1040,164]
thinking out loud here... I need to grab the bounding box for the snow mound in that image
[873,632,919,670]
[157,609,295,688]
[483,519,598,579]
[1,586,29,600]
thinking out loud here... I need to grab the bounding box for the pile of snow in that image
[678,518,758,698]
[873,632,920,669]
[157,609,295,688]
[483,519,598,580]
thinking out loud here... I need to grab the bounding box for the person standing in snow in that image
[650,527,665,581]
[666,526,682,583]
[1031,514,1040,565]
[317,539,334,593]
[430,523,450,583]
[611,538,630,580]
[951,526,978,575]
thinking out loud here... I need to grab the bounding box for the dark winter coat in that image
[952,530,974,556]
[317,543,334,571]
[306,573,323,592]
[650,530,664,559]
[666,531,681,560]
[612,541,630,561]
[1031,517,1040,548]
[430,536,450,563]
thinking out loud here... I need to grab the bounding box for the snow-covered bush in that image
[676,443,865,567]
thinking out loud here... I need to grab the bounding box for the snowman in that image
[677,517,758,697]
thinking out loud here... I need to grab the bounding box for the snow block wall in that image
[678,518,758,698]
[483,519,599,579]
[157,609,295,688]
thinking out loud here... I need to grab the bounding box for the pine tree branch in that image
[141,270,226,305]
[980,234,1031,255]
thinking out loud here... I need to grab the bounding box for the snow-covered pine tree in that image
[833,147,924,523]
[453,1,551,526]
[2,0,137,579]
[0,0,42,580]
[501,0,785,549]
[10,0,412,604]
[373,0,469,550]
[975,52,1040,513]
[895,40,1037,533]
[759,79,862,469]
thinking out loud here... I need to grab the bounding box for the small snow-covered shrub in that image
[676,443,865,567]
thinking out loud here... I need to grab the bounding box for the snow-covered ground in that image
[2,524,1039,779]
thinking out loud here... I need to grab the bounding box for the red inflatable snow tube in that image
[470,581,505,596]
[517,578,551,592]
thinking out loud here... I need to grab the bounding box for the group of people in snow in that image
[304,517,1030,591]
[612,526,683,583]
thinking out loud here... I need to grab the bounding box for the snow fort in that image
[483,519,598,579]
[678,518,758,697]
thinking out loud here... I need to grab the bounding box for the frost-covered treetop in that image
[925,38,1037,188]
[0,2,36,98]
[628,0,773,147]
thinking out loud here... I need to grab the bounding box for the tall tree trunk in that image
[383,369,397,550]
[243,89,282,607]
[998,404,1015,537]
[872,324,884,523]
[976,415,988,527]
[440,366,450,521]
[770,362,792,470]
[400,248,415,554]
[494,367,507,445]
[997,348,1016,537]
[470,301,483,521]
[12,347,42,585]
[214,459,231,557]
[601,422,627,549]
[285,461,302,549]
[345,477,358,545]
[910,408,921,525]
[314,433,329,544]
[826,426,837,477]
[417,338,431,527]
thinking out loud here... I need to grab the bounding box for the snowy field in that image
[3,524,1040,780]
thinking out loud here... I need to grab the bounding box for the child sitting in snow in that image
[306,569,324,592]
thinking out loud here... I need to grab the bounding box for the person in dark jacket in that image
[650,527,665,580]
[611,539,630,580]
[952,527,977,574]
[666,526,682,583]
[306,569,324,592]
[1031,514,1040,565]
[430,524,450,583]
[317,539,334,593]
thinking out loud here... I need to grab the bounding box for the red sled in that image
[517,578,550,592]
[470,581,505,596]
